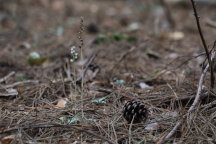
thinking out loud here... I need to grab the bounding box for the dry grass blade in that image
[129,116,135,144]
[4,80,39,88]
[0,123,116,144]
[76,54,96,83]
[1,1,216,144]
[158,51,216,144]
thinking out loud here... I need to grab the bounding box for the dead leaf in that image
[1,135,17,144]
[160,31,184,40]
[124,73,134,81]
[52,0,65,11]
[145,122,159,131]
[56,98,68,108]
[0,88,18,97]
[126,22,140,32]
[77,63,100,83]
[168,53,179,59]
[86,65,100,81]
[139,82,152,89]
[176,70,185,88]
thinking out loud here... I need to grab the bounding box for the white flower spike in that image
[70,46,78,63]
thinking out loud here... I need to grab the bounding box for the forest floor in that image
[0,0,216,144]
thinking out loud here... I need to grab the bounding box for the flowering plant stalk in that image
[70,46,78,63]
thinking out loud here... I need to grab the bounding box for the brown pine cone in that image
[122,100,148,123]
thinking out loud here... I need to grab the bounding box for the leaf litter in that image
[0,0,216,144]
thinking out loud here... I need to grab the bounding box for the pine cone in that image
[122,100,148,123]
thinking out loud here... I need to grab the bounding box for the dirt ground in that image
[1,0,216,143]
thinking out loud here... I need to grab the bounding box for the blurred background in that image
[0,0,216,84]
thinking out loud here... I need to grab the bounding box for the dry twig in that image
[0,71,15,83]
[191,0,214,88]
[158,51,216,144]
[4,80,39,88]
[76,54,96,83]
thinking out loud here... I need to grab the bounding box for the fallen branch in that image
[0,71,15,83]
[158,51,216,144]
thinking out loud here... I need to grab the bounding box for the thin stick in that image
[191,0,214,88]
[76,54,96,83]
[129,116,135,144]
[0,123,116,144]
[111,122,118,144]
[0,71,15,83]
[158,51,216,144]
[159,0,175,29]
[4,80,39,88]
[206,18,216,29]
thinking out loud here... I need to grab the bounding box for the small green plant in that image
[110,33,128,41]
[93,34,107,44]
[93,33,137,44]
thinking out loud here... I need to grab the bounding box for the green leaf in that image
[56,26,64,36]
[115,79,125,84]
[17,77,25,81]
[59,116,66,124]
[93,34,107,44]
[68,113,80,124]
[127,36,137,43]
[137,139,145,144]
[110,33,128,41]
[91,97,106,104]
